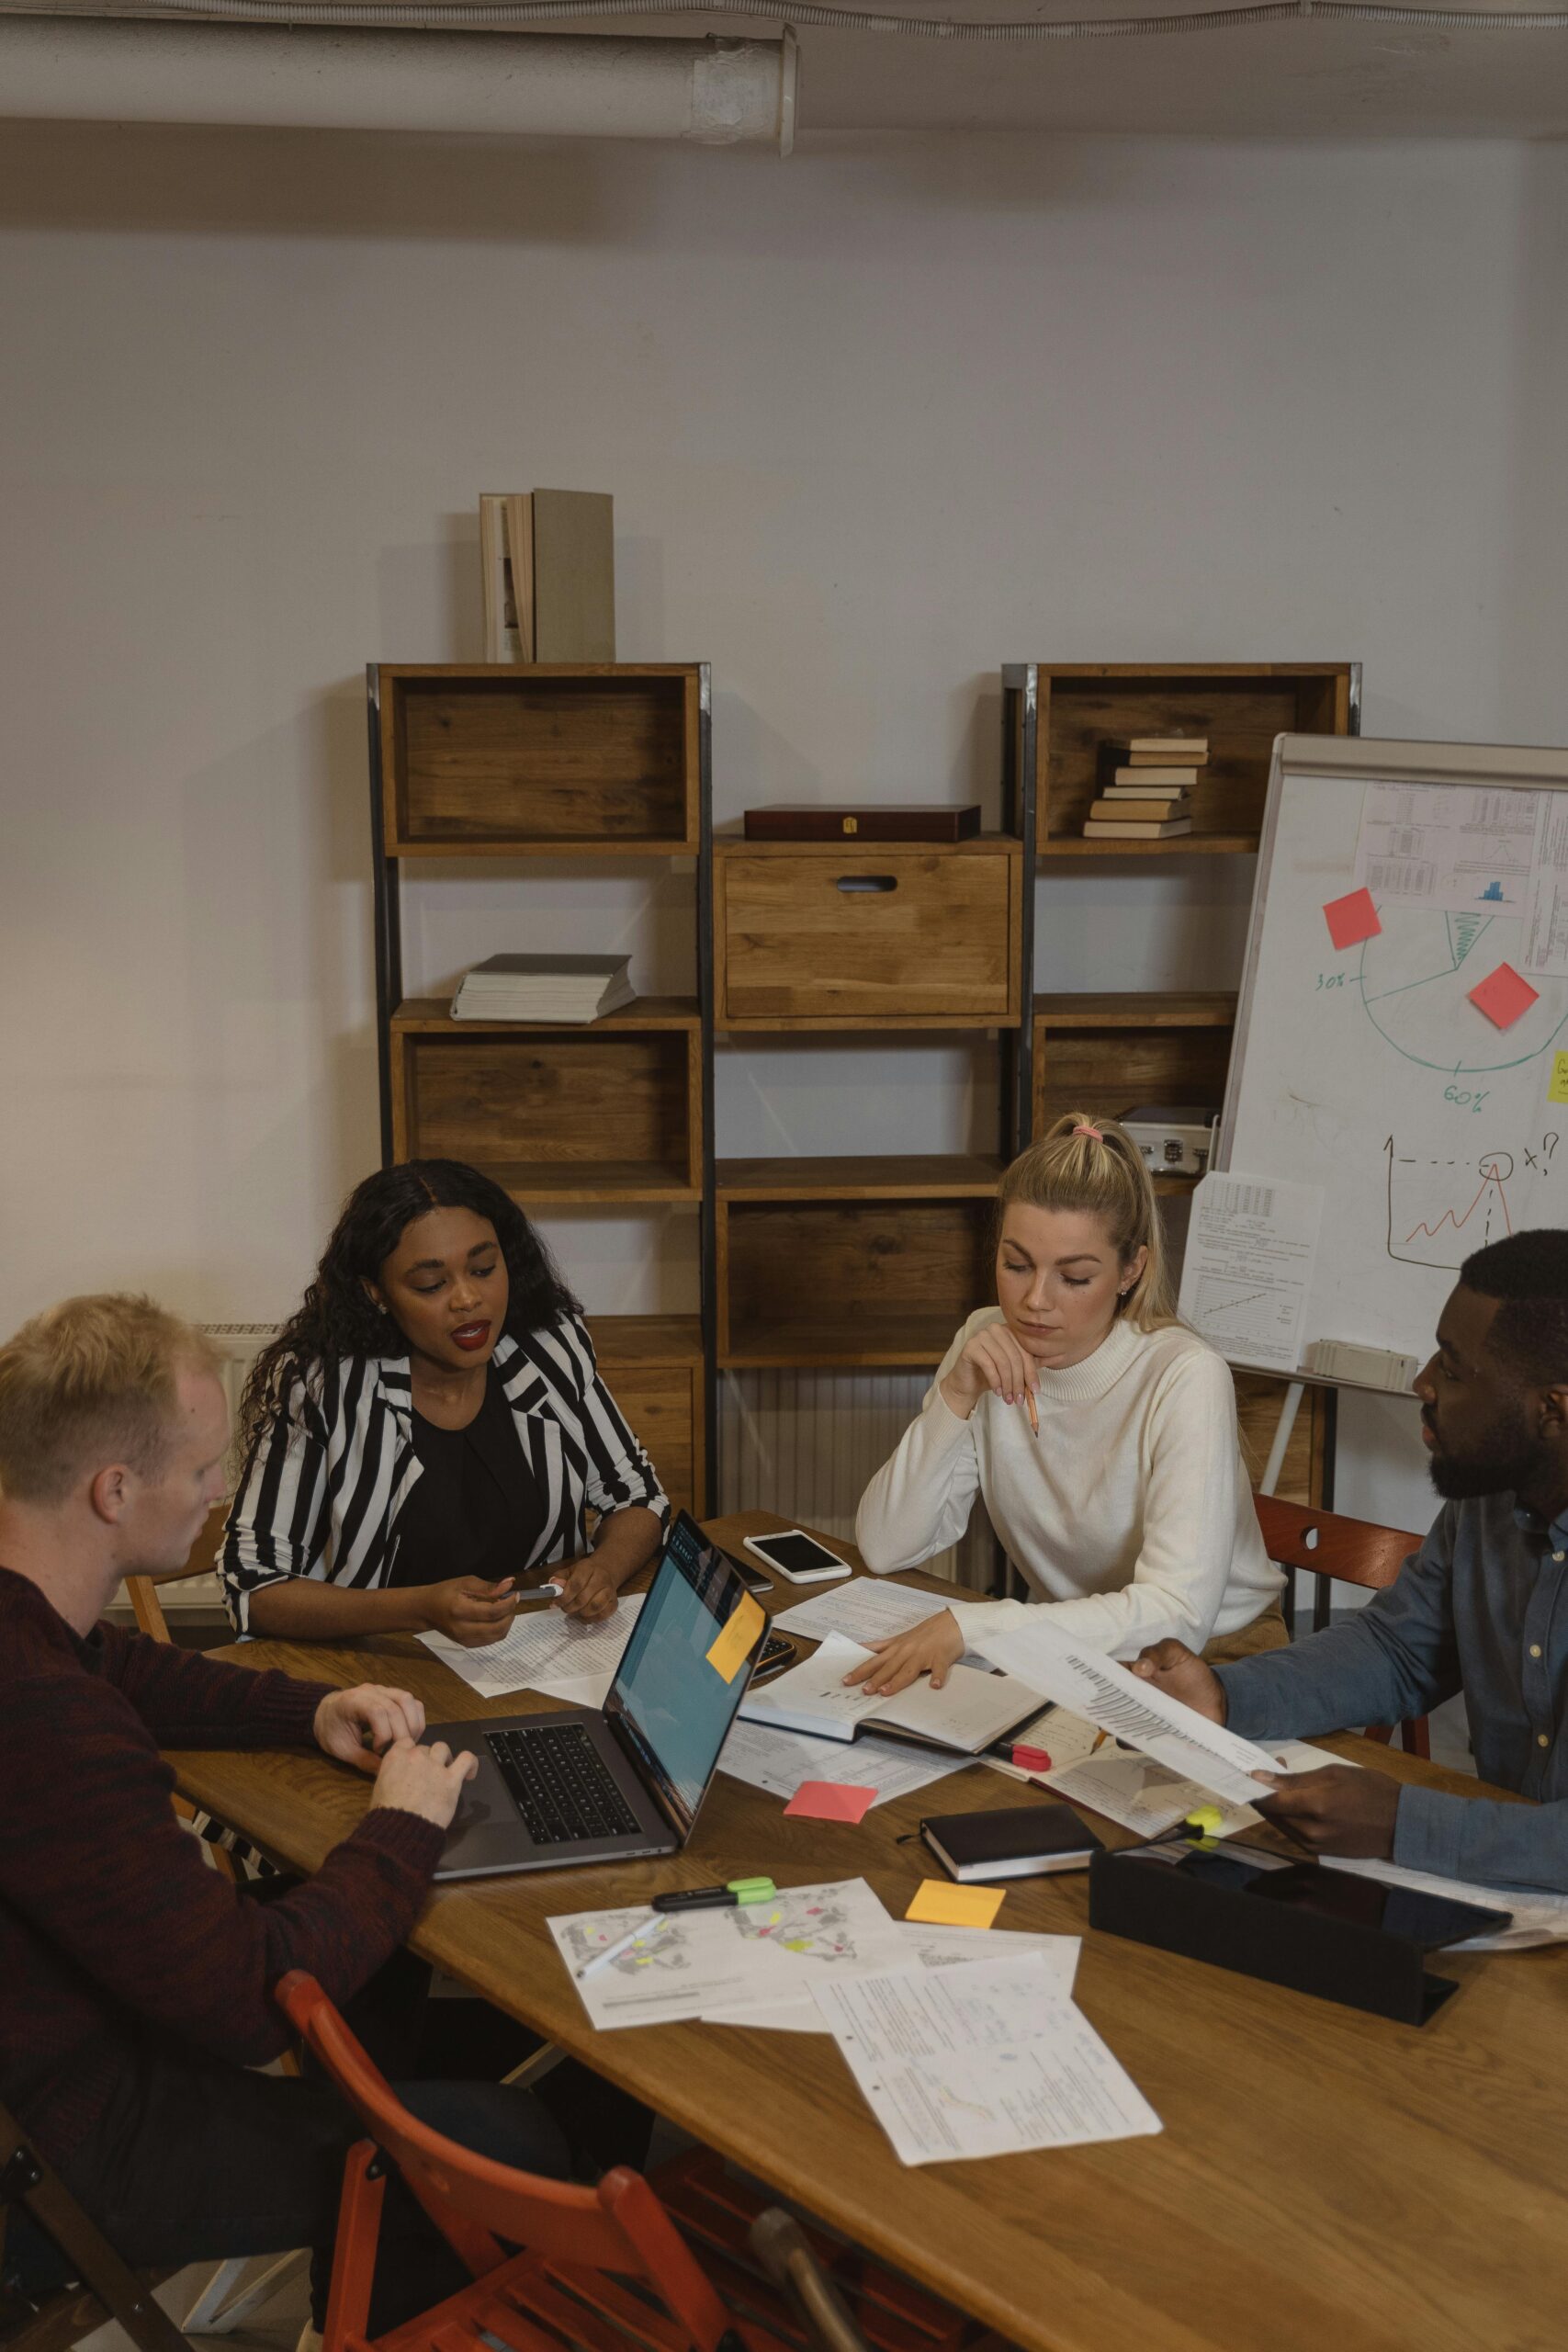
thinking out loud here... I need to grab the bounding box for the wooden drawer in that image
[716,842,1021,1026]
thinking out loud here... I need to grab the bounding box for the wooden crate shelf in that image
[714,837,1022,1029]
[390,1001,702,1204]
[584,1314,705,1521]
[1029,663,1355,856]
[378,663,703,856]
[1032,991,1237,1136]
[715,1156,1002,1368]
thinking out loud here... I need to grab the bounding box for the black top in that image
[388,1372,546,1589]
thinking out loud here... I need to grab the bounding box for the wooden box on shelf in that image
[715,1156,1002,1368]
[389,999,702,1204]
[714,838,1022,1028]
[585,1314,705,1521]
[1033,992,1236,1135]
[1028,663,1356,856]
[378,664,703,855]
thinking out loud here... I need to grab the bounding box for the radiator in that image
[717,1369,995,1593]
[199,1321,281,1490]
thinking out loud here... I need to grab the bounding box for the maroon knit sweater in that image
[0,1565,445,2165]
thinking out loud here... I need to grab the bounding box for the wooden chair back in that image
[1253,1495,1431,1757]
[123,1503,231,1643]
[0,2100,187,2352]
[276,1973,742,2352]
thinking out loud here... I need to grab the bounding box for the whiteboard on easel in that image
[1213,733,1568,1380]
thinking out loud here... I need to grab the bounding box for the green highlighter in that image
[651,1876,777,1914]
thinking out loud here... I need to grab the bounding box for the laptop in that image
[424,1510,767,1881]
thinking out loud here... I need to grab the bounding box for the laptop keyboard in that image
[486,1723,642,1846]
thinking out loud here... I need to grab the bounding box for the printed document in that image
[773,1578,993,1671]
[1178,1171,1322,1375]
[1354,780,1540,917]
[1523,790,1568,979]
[953,1624,1294,1806]
[703,1923,1080,2035]
[553,1877,908,2030]
[1038,1736,1336,1838]
[813,1956,1161,2165]
[421,1593,643,1700]
[718,1717,971,1809]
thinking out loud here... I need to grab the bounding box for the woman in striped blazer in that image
[222,1159,667,1643]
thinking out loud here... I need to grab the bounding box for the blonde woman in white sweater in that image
[848,1112,1285,1699]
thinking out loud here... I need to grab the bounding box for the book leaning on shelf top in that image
[450,953,636,1024]
[1127,736,1209,759]
[739,1633,1042,1757]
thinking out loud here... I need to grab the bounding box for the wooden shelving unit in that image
[369,662,716,1507]
[389,999,703,1204]
[1005,659,1363,1509]
[1011,662,1359,858]
[715,1157,1003,1370]
[377,664,702,855]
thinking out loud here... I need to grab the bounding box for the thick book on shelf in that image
[738,1635,1041,1757]
[450,953,635,1023]
[1089,797,1190,823]
[742,805,982,842]
[1128,736,1209,759]
[1102,781,1191,802]
[920,1801,1106,1882]
[1083,817,1193,840]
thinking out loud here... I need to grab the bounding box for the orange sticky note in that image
[705,1591,765,1684]
[784,1781,878,1824]
[1323,887,1381,951]
[905,1880,1006,1929]
[1468,962,1540,1031]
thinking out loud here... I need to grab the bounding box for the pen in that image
[652,1876,776,1914]
[574,1913,667,1981]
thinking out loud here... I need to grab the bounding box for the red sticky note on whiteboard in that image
[1468,962,1540,1031]
[1322,888,1382,951]
[784,1781,877,1825]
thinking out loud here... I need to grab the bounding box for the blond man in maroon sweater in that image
[0,1295,566,2325]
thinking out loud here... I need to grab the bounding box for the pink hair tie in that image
[1072,1122,1103,1142]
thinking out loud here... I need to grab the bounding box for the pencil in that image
[1025,1386,1039,1438]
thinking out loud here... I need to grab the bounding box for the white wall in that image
[3,122,1564,1530]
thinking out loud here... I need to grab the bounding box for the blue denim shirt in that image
[1217,1489,1568,1892]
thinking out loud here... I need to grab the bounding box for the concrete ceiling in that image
[5,0,1568,134]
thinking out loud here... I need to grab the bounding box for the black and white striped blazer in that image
[220,1317,667,1635]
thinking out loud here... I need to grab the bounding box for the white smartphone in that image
[743,1530,854,1585]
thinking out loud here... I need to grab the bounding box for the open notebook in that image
[738,1632,1041,1758]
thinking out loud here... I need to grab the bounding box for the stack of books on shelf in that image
[1084,736,1209,840]
[450,954,635,1024]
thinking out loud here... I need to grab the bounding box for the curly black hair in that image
[241,1159,581,1450]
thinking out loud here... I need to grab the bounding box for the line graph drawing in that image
[1385,1136,1559,1268]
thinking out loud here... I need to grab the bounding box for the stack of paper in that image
[718,1715,971,1811]
[771,1576,995,1670]
[420,1592,643,1702]
[813,1954,1161,2165]
[450,953,635,1024]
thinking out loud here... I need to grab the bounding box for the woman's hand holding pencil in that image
[939,1319,1046,1437]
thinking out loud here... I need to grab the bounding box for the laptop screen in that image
[605,1512,763,1837]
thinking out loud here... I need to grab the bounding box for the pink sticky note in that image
[784,1781,878,1825]
[1323,888,1382,951]
[1468,962,1540,1031]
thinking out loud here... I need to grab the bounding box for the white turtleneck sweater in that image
[854,1308,1281,1665]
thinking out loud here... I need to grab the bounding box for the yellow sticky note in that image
[1550,1052,1568,1106]
[705,1591,765,1684]
[905,1879,1006,1929]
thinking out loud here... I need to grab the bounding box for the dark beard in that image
[1427,1406,1542,1502]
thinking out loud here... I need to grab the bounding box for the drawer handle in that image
[835,875,897,893]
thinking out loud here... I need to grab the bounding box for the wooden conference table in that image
[171,1511,1568,2352]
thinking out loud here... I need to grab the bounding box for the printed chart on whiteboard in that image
[1213,739,1568,1377]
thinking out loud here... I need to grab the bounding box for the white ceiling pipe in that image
[0,17,798,148]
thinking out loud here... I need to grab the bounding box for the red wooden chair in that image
[276,1971,803,2352]
[1253,1496,1431,1758]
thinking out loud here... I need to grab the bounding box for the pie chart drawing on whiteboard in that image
[1355,909,1568,1076]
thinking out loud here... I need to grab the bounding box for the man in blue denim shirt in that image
[1133,1230,1568,1894]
